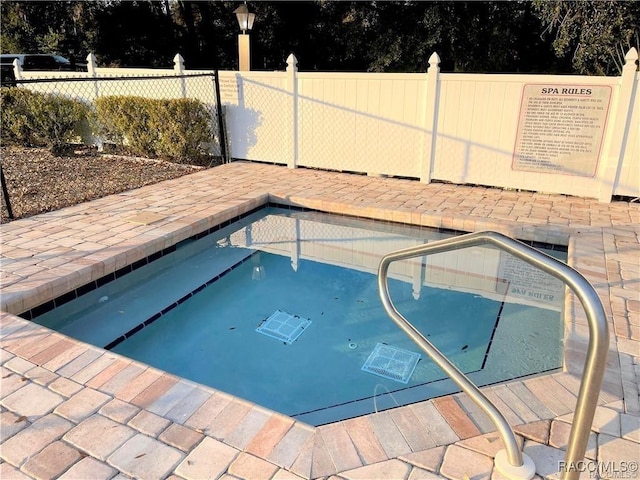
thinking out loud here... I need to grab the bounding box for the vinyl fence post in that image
[420,52,440,184]
[174,53,187,98]
[286,53,299,169]
[87,53,99,99]
[597,47,638,202]
[12,59,22,80]
[87,53,97,76]
[86,53,104,151]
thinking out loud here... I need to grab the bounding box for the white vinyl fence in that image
[216,51,639,202]
[12,50,639,202]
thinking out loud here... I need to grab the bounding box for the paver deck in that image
[1,161,638,479]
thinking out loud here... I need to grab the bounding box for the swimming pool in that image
[29,206,567,426]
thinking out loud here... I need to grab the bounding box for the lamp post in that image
[234,3,255,71]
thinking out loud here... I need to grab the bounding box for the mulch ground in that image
[1,146,211,223]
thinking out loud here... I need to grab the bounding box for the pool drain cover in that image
[256,310,311,345]
[362,343,421,384]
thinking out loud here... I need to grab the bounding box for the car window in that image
[53,55,71,65]
[25,56,56,69]
[1,54,73,70]
[1,56,20,64]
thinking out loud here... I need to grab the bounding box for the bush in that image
[0,88,90,152]
[93,96,157,154]
[0,88,32,145]
[94,96,212,162]
[152,98,214,161]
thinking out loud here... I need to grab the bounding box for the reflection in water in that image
[251,252,266,280]
[233,210,565,312]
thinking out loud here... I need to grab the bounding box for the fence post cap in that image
[624,47,638,62]
[428,52,440,74]
[174,53,185,72]
[286,53,298,69]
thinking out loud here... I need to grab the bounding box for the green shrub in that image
[93,96,158,154]
[152,98,213,161]
[94,96,212,162]
[0,88,90,151]
[0,88,33,145]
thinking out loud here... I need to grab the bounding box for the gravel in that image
[0,146,210,223]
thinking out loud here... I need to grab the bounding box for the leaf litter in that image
[0,146,206,223]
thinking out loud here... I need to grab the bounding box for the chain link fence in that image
[0,72,228,220]
[1,72,228,162]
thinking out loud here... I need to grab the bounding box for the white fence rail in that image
[11,50,639,202]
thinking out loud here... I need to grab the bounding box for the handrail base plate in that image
[495,450,536,480]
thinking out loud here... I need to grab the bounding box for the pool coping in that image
[1,161,638,479]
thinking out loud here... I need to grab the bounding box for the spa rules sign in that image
[512,84,612,176]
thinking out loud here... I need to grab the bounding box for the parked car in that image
[0,54,87,72]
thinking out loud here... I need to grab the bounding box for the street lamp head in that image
[234,4,255,34]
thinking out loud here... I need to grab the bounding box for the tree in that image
[0,1,102,61]
[92,1,176,67]
[4,0,633,74]
[170,1,237,69]
[429,1,566,73]
[533,0,640,75]
[247,1,563,74]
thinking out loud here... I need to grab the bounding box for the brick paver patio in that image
[1,161,638,479]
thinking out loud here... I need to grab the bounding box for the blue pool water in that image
[32,207,566,425]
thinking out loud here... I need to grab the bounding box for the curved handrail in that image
[377,231,608,480]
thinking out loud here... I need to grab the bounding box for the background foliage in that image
[1,1,638,75]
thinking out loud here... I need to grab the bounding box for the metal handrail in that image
[377,231,608,480]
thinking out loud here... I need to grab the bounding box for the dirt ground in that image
[0,146,211,223]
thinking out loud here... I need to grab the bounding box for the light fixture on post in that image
[234,3,255,71]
